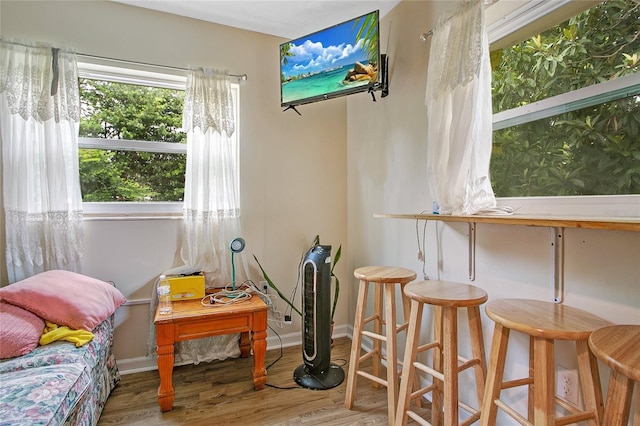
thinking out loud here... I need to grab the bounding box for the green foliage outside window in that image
[490,0,640,197]
[79,79,187,202]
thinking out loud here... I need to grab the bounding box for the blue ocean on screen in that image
[282,63,370,104]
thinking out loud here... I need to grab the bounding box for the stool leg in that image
[400,282,422,408]
[345,279,369,409]
[480,323,510,426]
[533,336,555,426]
[443,306,459,425]
[385,283,399,422]
[468,305,487,407]
[602,370,634,426]
[373,283,383,388]
[634,382,640,426]
[528,335,535,421]
[395,299,423,426]
[576,339,603,425]
[432,305,444,426]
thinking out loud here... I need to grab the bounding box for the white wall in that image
[0,0,348,370]
[349,0,640,422]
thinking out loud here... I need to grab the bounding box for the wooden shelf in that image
[375,212,640,303]
[374,213,640,232]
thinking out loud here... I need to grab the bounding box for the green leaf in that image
[253,254,301,317]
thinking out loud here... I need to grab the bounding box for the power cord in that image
[284,237,322,320]
[263,327,349,390]
[200,289,252,306]
[199,280,262,307]
[264,324,299,390]
[415,209,430,281]
[473,206,515,215]
[240,279,285,327]
[284,243,311,320]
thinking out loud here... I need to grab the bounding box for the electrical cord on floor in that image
[264,324,300,390]
[264,327,350,390]
[331,358,348,368]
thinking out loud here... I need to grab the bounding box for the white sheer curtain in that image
[425,0,497,215]
[181,68,243,283]
[148,68,246,364]
[0,40,83,283]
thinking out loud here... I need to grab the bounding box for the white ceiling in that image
[113,0,401,39]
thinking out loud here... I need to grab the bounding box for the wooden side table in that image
[154,296,269,412]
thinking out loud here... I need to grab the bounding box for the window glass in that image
[492,94,638,197]
[490,0,639,198]
[79,148,186,202]
[79,79,187,202]
[77,64,241,216]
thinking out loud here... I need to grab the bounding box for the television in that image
[279,10,381,110]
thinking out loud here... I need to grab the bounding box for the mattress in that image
[0,315,120,425]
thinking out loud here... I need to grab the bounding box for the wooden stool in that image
[588,325,640,426]
[395,280,488,426]
[480,299,611,426]
[345,266,417,423]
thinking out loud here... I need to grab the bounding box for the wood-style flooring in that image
[98,337,430,425]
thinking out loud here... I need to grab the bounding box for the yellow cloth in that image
[39,321,94,347]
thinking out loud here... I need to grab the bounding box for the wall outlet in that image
[260,280,268,293]
[556,366,579,406]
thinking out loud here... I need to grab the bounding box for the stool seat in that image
[354,266,416,283]
[481,299,611,426]
[404,280,488,307]
[589,325,640,425]
[486,298,611,341]
[396,281,488,425]
[589,325,640,382]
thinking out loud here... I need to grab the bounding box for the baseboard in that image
[117,323,353,375]
[117,356,159,375]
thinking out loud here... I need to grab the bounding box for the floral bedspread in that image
[0,316,120,425]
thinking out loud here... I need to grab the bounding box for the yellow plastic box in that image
[167,274,205,301]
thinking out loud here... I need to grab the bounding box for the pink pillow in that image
[0,301,45,359]
[0,270,126,331]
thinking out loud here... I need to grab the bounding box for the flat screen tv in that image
[279,10,380,109]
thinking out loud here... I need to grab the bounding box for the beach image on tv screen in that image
[280,11,378,105]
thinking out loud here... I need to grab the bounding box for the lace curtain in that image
[0,40,83,283]
[425,0,497,215]
[181,68,241,278]
[148,68,246,364]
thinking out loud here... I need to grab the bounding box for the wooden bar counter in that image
[374,212,640,232]
[375,212,639,302]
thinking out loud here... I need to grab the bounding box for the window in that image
[488,1,639,204]
[77,62,240,216]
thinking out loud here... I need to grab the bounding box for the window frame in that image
[493,73,640,131]
[486,0,640,216]
[77,61,240,218]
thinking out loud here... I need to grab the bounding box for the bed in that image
[0,270,126,426]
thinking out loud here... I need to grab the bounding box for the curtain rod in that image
[419,0,495,41]
[77,52,248,81]
[419,30,434,41]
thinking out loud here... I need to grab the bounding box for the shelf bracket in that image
[468,222,476,281]
[550,227,565,303]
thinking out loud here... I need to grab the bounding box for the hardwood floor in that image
[98,337,429,425]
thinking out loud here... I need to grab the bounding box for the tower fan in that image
[293,244,344,390]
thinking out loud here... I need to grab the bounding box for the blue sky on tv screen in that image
[281,13,374,79]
